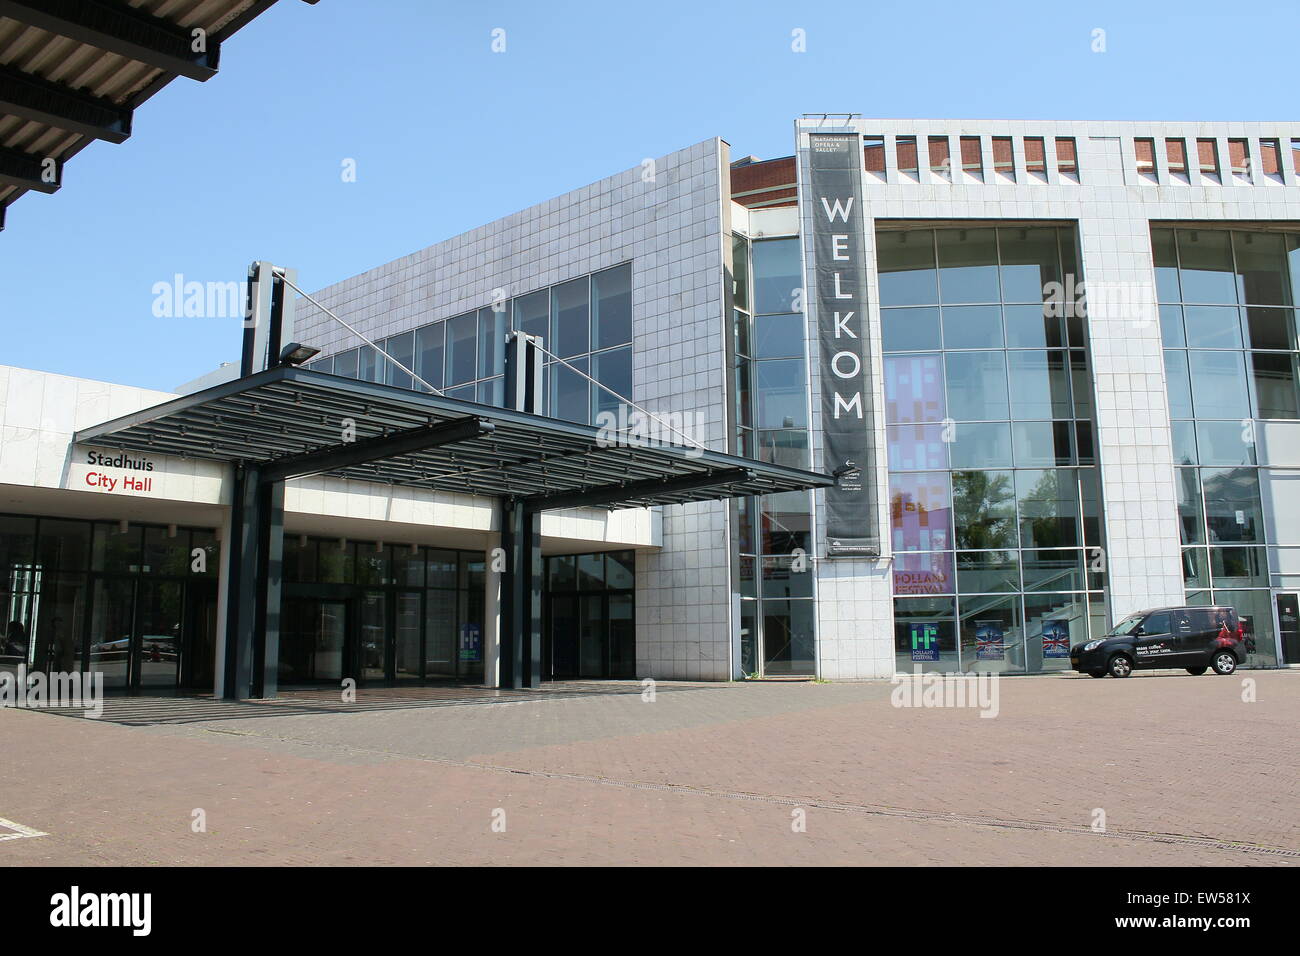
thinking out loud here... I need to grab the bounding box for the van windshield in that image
[1108,615,1143,636]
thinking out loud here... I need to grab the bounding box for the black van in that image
[1070,606,1245,678]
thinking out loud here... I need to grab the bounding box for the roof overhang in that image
[73,366,835,511]
[0,0,308,229]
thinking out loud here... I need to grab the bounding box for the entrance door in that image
[393,590,422,680]
[89,578,134,689]
[1277,593,1300,664]
[182,579,219,690]
[135,580,181,689]
[280,597,347,683]
[359,591,388,681]
[549,594,579,678]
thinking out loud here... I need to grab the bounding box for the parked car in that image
[1070,606,1244,678]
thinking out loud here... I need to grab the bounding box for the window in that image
[1166,138,1189,177]
[1055,137,1078,178]
[1196,138,1220,179]
[863,135,886,173]
[550,277,590,358]
[880,224,1101,672]
[1260,139,1282,177]
[928,136,951,179]
[896,135,919,175]
[992,137,1014,178]
[592,263,632,350]
[445,311,477,386]
[1228,138,1250,177]
[959,137,982,178]
[1135,137,1156,178]
[1024,137,1046,175]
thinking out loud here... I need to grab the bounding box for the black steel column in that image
[220,462,285,700]
[251,477,284,699]
[522,502,542,688]
[500,499,543,690]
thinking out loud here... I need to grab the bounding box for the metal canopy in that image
[73,366,834,510]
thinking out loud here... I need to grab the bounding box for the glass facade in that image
[731,234,815,676]
[543,550,636,679]
[281,537,486,682]
[0,515,220,690]
[1154,226,1300,665]
[308,263,633,424]
[879,225,1106,673]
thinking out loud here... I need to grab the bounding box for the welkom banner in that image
[807,132,879,557]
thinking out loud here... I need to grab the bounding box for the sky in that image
[1,0,1297,392]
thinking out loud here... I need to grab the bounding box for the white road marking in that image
[0,816,48,841]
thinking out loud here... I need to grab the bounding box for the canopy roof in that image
[73,366,834,510]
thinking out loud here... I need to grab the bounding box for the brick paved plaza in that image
[1,671,1296,866]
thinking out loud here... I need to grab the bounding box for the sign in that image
[1042,620,1070,658]
[807,132,878,557]
[459,623,481,663]
[909,622,940,662]
[974,621,1005,661]
[69,448,159,497]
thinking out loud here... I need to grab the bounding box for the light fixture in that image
[375,540,384,552]
[409,543,419,556]
[167,524,177,538]
[278,342,321,366]
[118,519,129,534]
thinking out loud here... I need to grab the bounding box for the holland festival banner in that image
[808,132,879,557]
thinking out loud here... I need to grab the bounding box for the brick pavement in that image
[0,671,1295,866]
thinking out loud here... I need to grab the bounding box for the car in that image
[1070,606,1245,678]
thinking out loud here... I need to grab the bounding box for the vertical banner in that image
[808,133,879,557]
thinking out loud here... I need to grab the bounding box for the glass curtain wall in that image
[0,514,219,688]
[879,225,1106,673]
[1154,226,1300,666]
[307,263,633,425]
[282,537,487,682]
[731,234,816,676]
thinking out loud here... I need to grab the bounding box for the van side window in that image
[1144,612,1170,634]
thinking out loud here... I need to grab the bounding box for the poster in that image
[974,620,1005,661]
[1042,620,1070,658]
[909,622,940,662]
[459,623,481,663]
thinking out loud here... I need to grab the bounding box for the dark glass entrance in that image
[279,538,485,684]
[0,515,222,693]
[543,550,636,679]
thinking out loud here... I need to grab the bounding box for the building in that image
[3,116,1300,694]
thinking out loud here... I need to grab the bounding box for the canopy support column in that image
[500,499,542,689]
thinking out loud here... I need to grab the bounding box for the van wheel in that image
[1185,666,1207,676]
[1088,669,1106,678]
[1211,652,1238,676]
[1107,654,1133,678]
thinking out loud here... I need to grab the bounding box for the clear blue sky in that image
[2,0,1296,391]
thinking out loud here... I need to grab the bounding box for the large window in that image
[731,234,814,676]
[1154,226,1300,666]
[309,263,634,425]
[881,225,1105,673]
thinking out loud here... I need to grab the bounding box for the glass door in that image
[182,579,218,690]
[549,594,579,678]
[359,591,388,681]
[89,578,134,689]
[135,580,182,689]
[394,590,422,680]
[1276,593,1299,664]
[579,594,605,677]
